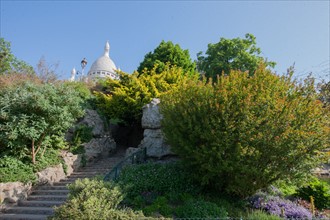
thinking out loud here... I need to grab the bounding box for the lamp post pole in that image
[80,58,88,81]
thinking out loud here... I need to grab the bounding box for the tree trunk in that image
[32,139,36,164]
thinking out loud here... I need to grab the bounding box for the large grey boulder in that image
[139,129,172,158]
[84,137,116,162]
[142,98,162,129]
[78,109,107,137]
[60,151,82,176]
[65,109,117,164]
[139,99,173,158]
[0,182,32,204]
[36,164,66,185]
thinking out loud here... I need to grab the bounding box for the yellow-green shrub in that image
[95,65,198,125]
[160,65,329,198]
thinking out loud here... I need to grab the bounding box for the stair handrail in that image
[103,147,147,181]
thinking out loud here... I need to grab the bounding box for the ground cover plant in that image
[160,64,330,198]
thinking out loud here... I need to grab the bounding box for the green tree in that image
[0,82,85,164]
[318,80,330,107]
[95,65,198,125]
[197,33,276,79]
[0,38,34,74]
[137,40,196,74]
[160,65,329,198]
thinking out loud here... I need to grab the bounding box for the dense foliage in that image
[295,178,330,210]
[0,82,85,164]
[0,156,37,183]
[0,38,34,75]
[0,73,42,90]
[95,65,198,125]
[318,80,330,107]
[137,40,196,74]
[160,65,329,198]
[117,162,229,218]
[53,162,327,219]
[51,178,165,220]
[197,33,276,79]
[116,162,201,202]
[175,199,228,218]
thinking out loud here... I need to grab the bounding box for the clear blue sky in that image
[1,1,329,82]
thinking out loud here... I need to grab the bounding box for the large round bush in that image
[160,65,329,198]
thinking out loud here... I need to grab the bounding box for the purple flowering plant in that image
[250,193,313,219]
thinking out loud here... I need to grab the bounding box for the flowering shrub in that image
[250,194,313,219]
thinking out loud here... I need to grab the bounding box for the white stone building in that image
[70,41,119,82]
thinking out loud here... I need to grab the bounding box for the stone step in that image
[78,168,111,172]
[69,172,99,176]
[52,182,70,186]
[65,176,95,180]
[0,155,126,220]
[38,185,67,190]
[57,179,77,184]
[3,207,54,215]
[31,190,70,195]
[18,200,63,207]
[0,213,49,220]
[27,195,67,201]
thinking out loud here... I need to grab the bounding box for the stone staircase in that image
[0,152,125,220]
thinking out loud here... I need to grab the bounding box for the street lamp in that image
[81,58,87,76]
[75,58,87,81]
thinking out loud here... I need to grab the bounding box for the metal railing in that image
[104,147,147,181]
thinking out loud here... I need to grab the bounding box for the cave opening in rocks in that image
[110,122,144,153]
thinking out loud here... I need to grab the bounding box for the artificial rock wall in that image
[138,98,173,158]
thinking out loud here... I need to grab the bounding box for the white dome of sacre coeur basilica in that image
[87,41,119,80]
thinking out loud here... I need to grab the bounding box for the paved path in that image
[0,151,125,220]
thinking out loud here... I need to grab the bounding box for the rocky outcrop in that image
[60,151,82,176]
[0,182,32,204]
[125,147,141,158]
[77,109,107,137]
[84,137,116,162]
[141,98,162,129]
[138,98,173,158]
[66,109,117,163]
[139,129,172,158]
[36,164,66,186]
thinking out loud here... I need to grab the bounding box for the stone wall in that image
[138,98,173,158]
